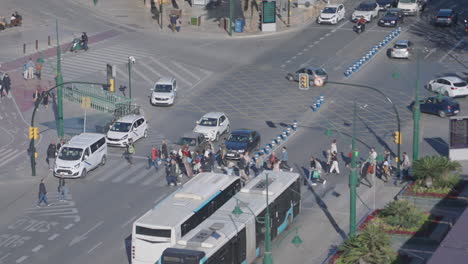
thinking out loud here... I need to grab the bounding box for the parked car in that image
[376,0,398,10]
[427,76,468,97]
[378,8,404,27]
[433,9,458,27]
[389,40,412,59]
[411,96,460,118]
[286,67,328,86]
[317,4,346,25]
[193,112,230,141]
[150,77,177,106]
[397,0,423,16]
[106,114,148,147]
[175,132,208,154]
[225,129,261,160]
[352,2,380,22]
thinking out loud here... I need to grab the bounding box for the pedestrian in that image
[268,152,276,170]
[359,161,373,188]
[182,146,194,177]
[382,160,390,182]
[2,73,11,97]
[33,88,40,104]
[226,161,235,176]
[161,140,168,161]
[310,156,326,186]
[169,14,179,32]
[42,91,49,109]
[148,146,160,171]
[56,139,64,153]
[26,58,35,80]
[329,151,340,174]
[330,139,338,155]
[81,32,88,50]
[273,160,281,172]
[46,142,56,170]
[242,151,250,176]
[37,179,50,207]
[57,177,69,201]
[238,154,249,182]
[401,152,411,180]
[367,148,377,177]
[35,61,42,79]
[281,147,293,172]
[325,149,332,172]
[166,159,179,186]
[218,143,227,168]
[125,140,135,166]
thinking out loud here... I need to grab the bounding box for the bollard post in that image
[287,126,292,135]
[320,95,324,103]
[264,146,270,155]
[276,135,282,144]
[282,130,287,139]
[23,43,26,54]
[36,40,38,50]
[271,139,276,149]
[293,120,298,131]
[48,36,51,46]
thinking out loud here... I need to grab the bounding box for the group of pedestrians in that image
[36,176,69,207]
[23,58,42,80]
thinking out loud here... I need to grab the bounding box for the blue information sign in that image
[262,1,276,24]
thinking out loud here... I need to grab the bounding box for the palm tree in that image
[337,224,395,264]
[412,156,461,188]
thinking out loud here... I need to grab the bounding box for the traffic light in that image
[33,127,39,140]
[394,131,401,144]
[109,79,115,92]
[28,127,34,139]
[299,74,309,90]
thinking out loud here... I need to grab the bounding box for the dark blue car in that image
[378,8,404,27]
[225,129,261,160]
[412,96,460,118]
[376,0,398,10]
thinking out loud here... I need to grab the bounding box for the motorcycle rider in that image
[355,17,366,33]
[81,32,88,51]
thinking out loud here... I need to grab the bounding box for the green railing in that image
[63,83,140,119]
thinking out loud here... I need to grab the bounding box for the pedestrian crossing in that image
[40,44,213,96]
[0,146,25,168]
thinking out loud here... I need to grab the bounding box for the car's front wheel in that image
[438,110,446,118]
[100,155,107,166]
[81,169,87,178]
[286,74,294,81]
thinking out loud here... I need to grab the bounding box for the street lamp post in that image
[55,19,64,138]
[349,101,358,236]
[412,50,421,161]
[128,56,135,99]
[228,0,233,36]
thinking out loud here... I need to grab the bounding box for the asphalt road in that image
[0,0,467,263]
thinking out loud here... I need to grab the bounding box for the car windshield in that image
[314,68,327,76]
[58,147,83,161]
[384,11,397,17]
[227,134,250,142]
[322,7,337,13]
[454,82,467,87]
[399,0,416,3]
[110,122,131,132]
[154,84,173,93]
[356,3,374,11]
[177,137,197,146]
[394,44,408,49]
[438,10,452,17]
[199,118,217,127]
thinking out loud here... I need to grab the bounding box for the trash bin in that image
[234,18,244,33]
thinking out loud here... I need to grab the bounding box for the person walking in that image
[46,142,56,170]
[329,151,340,174]
[166,159,179,186]
[325,149,332,172]
[330,139,338,155]
[37,179,50,207]
[268,152,276,170]
[310,156,326,186]
[218,143,227,169]
[273,160,281,172]
[401,152,411,180]
[57,177,69,201]
[169,14,179,32]
[367,148,377,177]
[281,147,293,172]
[148,146,160,171]
[161,140,168,161]
[26,58,35,80]
[2,73,11,98]
[35,61,42,79]
[359,161,373,188]
[182,146,194,177]
[125,140,135,166]
[42,91,49,109]
[238,153,249,182]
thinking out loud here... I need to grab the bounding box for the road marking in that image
[64,224,74,230]
[303,48,308,51]
[292,56,297,59]
[97,162,128,182]
[424,48,437,59]
[0,149,23,168]
[319,37,325,40]
[172,61,201,81]
[314,41,319,44]
[439,39,464,63]
[127,167,153,184]
[280,64,285,68]
[331,29,337,32]
[308,44,314,47]
[15,256,28,263]
[286,60,291,63]
[139,60,162,81]
[297,52,303,55]
[32,244,44,253]
[69,221,104,247]
[0,253,11,262]
[48,234,60,241]
[141,171,164,186]
[132,67,154,85]
[325,33,331,36]
[121,215,138,228]
[149,57,192,87]
[111,162,145,183]
[87,241,103,254]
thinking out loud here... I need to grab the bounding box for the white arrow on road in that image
[68,221,103,247]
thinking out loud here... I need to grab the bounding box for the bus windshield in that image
[136,226,171,238]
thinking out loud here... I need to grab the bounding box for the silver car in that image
[389,40,412,59]
[286,67,328,86]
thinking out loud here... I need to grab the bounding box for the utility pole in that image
[287,0,291,27]
[128,57,132,99]
[229,0,233,36]
[349,101,358,236]
[55,19,64,138]
[263,173,273,264]
[412,50,421,161]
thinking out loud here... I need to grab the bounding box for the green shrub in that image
[412,156,461,190]
[377,200,427,230]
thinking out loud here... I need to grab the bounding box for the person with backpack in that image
[309,156,326,186]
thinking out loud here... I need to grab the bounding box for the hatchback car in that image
[434,9,458,27]
[378,8,404,27]
[317,4,346,25]
[411,96,460,118]
[106,114,148,147]
[352,2,379,22]
[150,77,177,106]
[193,112,230,141]
[389,40,412,59]
[286,67,328,86]
[427,76,468,98]
[376,0,398,10]
[225,129,261,160]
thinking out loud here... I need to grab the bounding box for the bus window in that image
[136,226,171,238]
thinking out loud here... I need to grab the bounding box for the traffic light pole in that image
[412,51,421,161]
[128,59,132,99]
[55,19,64,138]
[349,101,358,236]
[228,0,233,36]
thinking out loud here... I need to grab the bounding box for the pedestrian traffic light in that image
[299,73,309,90]
[33,127,39,140]
[28,127,34,139]
[394,131,401,144]
[109,79,114,92]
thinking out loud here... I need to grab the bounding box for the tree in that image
[412,156,461,188]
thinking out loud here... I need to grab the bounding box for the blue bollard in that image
[312,104,317,112]
[264,146,270,155]
[276,135,282,144]
[271,139,276,148]
[282,130,287,139]
[287,126,292,134]
[320,95,324,103]
[293,120,298,131]
[259,148,265,155]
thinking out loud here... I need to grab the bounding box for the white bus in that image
[131,173,242,264]
[160,171,301,264]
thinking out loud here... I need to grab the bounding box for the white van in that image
[54,133,107,178]
[106,114,148,147]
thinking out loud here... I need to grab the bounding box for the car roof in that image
[66,133,105,147]
[230,129,256,135]
[427,96,454,102]
[441,76,465,82]
[304,66,325,71]
[387,8,402,12]
[201,112,225,119]
[360,1,376,5]
[394,40,409,45]
[155,77,175,85]
[325,4,340,8]
[116,114,144,123]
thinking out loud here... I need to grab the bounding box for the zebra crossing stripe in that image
[0,149,23,168]
[111,162,146,183]
[132,67,154,85]
[149,57,192,87]
[138,60,163,81]
[97,161,129,182]
[127,167,155,184]
[141,169,165,186]
[172,61,202,81]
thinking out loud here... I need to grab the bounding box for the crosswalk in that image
[40,44,213,96]
[0,146,25,168]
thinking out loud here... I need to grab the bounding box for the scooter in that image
[70,38,88,52]
[353,23,365,34]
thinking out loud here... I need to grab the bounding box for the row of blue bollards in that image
[344,27,401,77]
[258,120,298,157]
[311,95,325,112]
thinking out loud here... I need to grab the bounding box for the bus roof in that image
[135,173,239,228]
[174,172,300,255]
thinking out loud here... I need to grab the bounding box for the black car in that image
[378,8,404,27]
[376,0,398,10]
[434,9,458,27]
[411,96,460,118]
[225,129,261,160]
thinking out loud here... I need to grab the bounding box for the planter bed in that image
[328,251,413,264]
[398,182,468,210]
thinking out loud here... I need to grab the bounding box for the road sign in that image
[81,96,91,109]
[299,73,309,90]
[314,77,324,87]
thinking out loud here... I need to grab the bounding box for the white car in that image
[389,40,412,59]
[150,77,177,106]
[317,4,346,24]
[193,112,230,141]
[106,114,148,147]
[427,77,468,98]
[352,1,380,22]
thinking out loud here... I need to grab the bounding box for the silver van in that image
[54,133,107,178]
